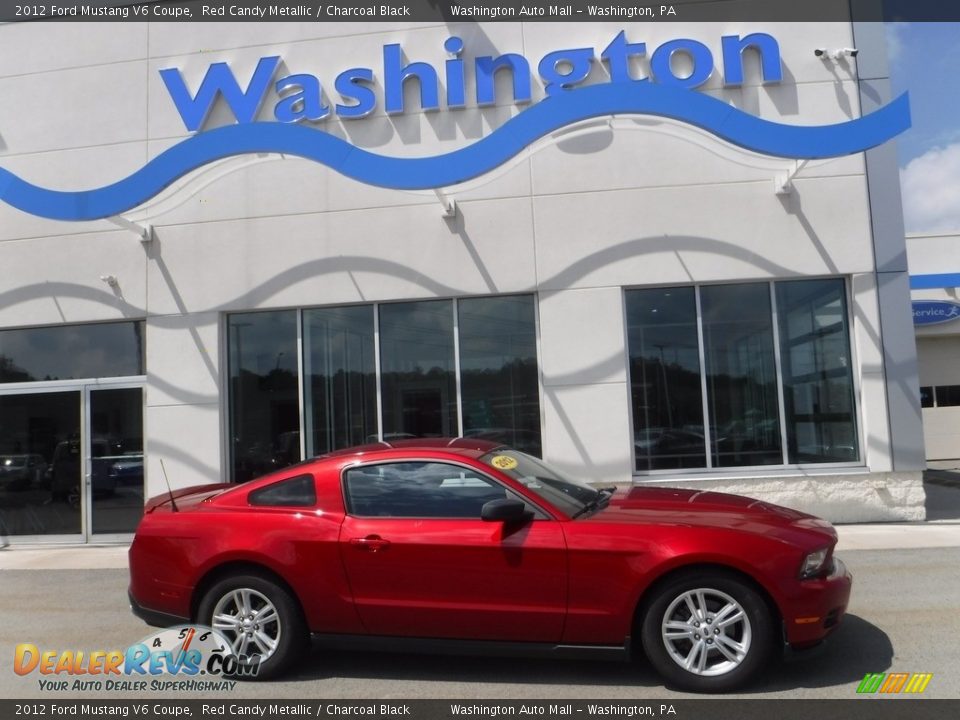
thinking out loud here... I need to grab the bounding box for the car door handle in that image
[350,535,391,552]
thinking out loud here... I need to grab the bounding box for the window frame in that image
[624,277,865,479]
[339,458,552,520]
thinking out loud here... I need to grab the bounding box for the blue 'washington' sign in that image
[0,30,911,221]
[913,301,960,326]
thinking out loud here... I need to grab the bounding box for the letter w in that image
[160,56,281,131]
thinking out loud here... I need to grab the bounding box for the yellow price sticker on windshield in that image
[490,455,518,471]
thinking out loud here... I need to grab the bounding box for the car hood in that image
[590,486,837,546]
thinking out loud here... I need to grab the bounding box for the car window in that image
[343,462,513,518]
[248,474,317,507]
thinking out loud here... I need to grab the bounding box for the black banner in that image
[1,700,959,720]
[3,0,960,24]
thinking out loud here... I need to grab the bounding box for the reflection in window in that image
[227,296,543,481]
[920,386,934,408]
[0,391,82,536]
[228,312,300,483]
[379,301,458,439]
[458,296,542,457]
[0,321,144,383]
[777,279,858,463]
[626,287,706,470]
[936,385,960,407]
[344,462,507,518]
[702,284,782,467]
[304,306,377,456]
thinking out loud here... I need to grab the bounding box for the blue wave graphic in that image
[0,82,910,221]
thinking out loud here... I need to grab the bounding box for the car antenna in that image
[159,458,179,512]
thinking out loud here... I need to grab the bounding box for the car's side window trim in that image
[339,458,552,520]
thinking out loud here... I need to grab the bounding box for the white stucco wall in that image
[0,20,924,521]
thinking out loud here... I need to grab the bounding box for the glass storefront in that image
[627,279,859,472]
[228,295,543,482]
[0,321,145,541]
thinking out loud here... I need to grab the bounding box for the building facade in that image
[0,19,926,543]
[909,232,960,463]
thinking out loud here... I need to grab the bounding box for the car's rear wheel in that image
[197,574,307,680]
[640,570,774,692]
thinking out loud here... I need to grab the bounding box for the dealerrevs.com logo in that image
[14,626,259,692]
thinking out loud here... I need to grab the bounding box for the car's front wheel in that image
[640,570,774,692]
[197,573,307,680]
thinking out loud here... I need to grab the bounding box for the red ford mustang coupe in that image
[128,438,851,692]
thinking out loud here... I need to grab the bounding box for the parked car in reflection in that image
[0,454,47,491]
[102,452,144,489]
[462,428,542,457]
[46,438,142,503]
[130,438,851,691]
[634,427,707,459]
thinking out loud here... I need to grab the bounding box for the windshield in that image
[481,449,600,517]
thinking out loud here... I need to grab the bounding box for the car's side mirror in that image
[481,498,532,523]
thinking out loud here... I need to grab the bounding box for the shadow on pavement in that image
[274,613,891,695]
[746,614,893,694]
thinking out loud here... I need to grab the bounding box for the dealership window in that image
[228,311,300,483]
[920,386,960,408]
[227,295,542,482]
[379,301,458,439]
[702,284,782,467]
[627,279,859,472]
[303,306,377,456]
[776,279,858,463]
[626,287,705,470]
[458,296,542,457]
[0,321,144,383]
[936,385,960,407]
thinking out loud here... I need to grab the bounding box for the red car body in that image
[129,439,851,691]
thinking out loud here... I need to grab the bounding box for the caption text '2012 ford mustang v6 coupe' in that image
[128,438,851,692]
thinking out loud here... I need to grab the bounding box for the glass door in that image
[0,385,144,543]
[87,387,144,538]
[0,390,84,541]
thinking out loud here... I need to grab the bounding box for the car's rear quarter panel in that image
[130,465,363,634]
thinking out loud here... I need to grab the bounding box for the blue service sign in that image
[913,300,960,326]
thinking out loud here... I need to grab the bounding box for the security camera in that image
[841,48,859,57]
[814,48,828,57]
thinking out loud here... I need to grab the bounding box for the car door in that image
[338,459,567,642]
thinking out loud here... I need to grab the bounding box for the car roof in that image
[316,437,504,461]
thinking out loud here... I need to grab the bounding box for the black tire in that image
[197,573,308,680]
[640,570,774,693]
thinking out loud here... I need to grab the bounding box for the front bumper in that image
[783,556,852,647]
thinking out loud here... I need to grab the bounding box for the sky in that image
[886,22,960,234]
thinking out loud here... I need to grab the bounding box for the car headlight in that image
[800,548,829,579]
